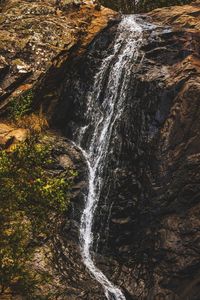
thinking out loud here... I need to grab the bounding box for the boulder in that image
[0,123,28,149]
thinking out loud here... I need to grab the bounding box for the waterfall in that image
[74,15,143,300]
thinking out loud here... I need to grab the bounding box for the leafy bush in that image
[9,90,34,120]
[0,136,77,295]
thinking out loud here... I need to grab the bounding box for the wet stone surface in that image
[52,3,200,299]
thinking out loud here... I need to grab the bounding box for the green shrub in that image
[9,90,34,120]
[0,136,77,295]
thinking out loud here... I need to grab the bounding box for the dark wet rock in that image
[50,2,200,299]
[43,135,105,299]
[0,0,200,299]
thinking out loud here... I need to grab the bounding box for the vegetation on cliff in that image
[0,134,77,296]
[9,90,34,121]
[0,0,199,299]
[0,0,115,297]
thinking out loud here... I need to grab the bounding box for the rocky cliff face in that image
[0,0,200,299]
[51,1,200,299]
[0,0,116,116]
[0,1,117,299]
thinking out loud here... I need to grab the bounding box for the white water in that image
[75,16,143,300]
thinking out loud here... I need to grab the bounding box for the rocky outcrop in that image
[148,1,200,29]
[0,0,200,299]
[0,1,117,299]
[0,123,28,149]
[144,3,200,299]
[51,1,200,299]
[0,0,117,115]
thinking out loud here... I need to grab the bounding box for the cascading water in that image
[74,15,143,300]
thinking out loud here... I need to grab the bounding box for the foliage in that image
[100,0,193,13]
[0,136,77,296]
[9,90,34,120]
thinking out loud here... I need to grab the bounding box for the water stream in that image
[74,15,143,300]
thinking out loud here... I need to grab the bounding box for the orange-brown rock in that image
[0,123,28,149]
[148,1,200,29]
[0,1,200,300]
[0,0,117,115]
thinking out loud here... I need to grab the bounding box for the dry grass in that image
[13,112,49,134]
